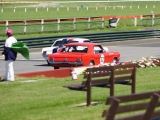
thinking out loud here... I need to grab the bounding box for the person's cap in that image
[6,29,13,35]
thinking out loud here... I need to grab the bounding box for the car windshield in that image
[60,45,88,53]
[52,40,81,47]
[52,41,63,47]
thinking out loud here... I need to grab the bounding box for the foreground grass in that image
[0,67,160,120]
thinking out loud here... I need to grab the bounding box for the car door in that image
[93,45,109,64]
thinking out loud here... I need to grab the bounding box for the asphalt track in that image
[0,38,159,76]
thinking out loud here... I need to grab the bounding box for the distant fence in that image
[0,29,160,51]
[140,14,160,26]
[0,16,105,34]
[1,1,160,12]
[0,14,160,35]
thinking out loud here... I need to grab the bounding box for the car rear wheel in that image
[54,67,59,69]
[89,61,94,66]
[47,60,51,66]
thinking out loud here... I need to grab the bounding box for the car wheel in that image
[113,58,118,64]
[54,67,59,69]
[47,60,51,66]
[89,61,94,66]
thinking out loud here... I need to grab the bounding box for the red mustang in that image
[48,43,120,69]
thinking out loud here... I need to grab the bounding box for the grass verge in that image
[0,67,160,120]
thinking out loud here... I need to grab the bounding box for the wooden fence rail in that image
[0,16,104,34]
[0,14,159,35]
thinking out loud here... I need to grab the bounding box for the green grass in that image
[0,1,160,38]
[0,1,160,119]
[0,67,160,120]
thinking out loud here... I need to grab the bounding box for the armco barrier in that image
[0,29,160,51]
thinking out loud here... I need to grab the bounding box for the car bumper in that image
[49,61,83,67]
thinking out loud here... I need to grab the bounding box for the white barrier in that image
[0,1,159,13]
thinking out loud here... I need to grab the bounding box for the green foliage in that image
[0,67,160,120]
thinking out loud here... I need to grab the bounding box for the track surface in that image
[0,38,160,76]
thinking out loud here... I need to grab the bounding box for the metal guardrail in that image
[0,29,160,51]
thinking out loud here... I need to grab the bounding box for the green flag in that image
[11,41,30,60]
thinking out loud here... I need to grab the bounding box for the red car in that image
[48,43,120,69]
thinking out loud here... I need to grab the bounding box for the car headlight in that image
[43,51,47,55]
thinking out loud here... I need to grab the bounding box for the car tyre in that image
[89,61,94,66]
[47,60,51,66]
[54,67,59,69]
[113,58,118,64]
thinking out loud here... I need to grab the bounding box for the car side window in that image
[60,47,66,52]
[53,41,63,47]
[66,46,88,53]
[94,46,103,53]
[84,40,90,42]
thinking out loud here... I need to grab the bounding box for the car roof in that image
[65,42,100,46]
[56,38,90,42]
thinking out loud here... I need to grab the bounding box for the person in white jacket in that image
[1,29,17,82]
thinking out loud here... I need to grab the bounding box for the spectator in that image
[1,29,17,82]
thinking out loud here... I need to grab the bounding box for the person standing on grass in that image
[1,29,17,82]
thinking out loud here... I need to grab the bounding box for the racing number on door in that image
[100,54,105,64]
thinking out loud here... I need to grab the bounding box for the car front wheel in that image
[47,60,51,66]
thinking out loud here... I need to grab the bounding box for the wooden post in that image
[134,17,137,26]
[110,66,115,96]
[14,3,16,12]
[146,2,148,9]
[73,18,76,31]
[47,2,50,12]
[152,14,155,27]
[41,19,44,33]
[6,20,8,31]
[130,1,133,9]
[142,93,160,120]
[24,20,26,34]
[67,7,69,11]
[87,6,88,10]
[36,2,39,12]
[25,7,27,12]
[1,3,4,12]
[153,5,155,8]
[106,97,120,120]
[102,17,104,29]
[87,68,92,106]
[88,17,90,30]
[132,64,136,94]
[77,6,79,11]
[140,15,143,26]
[57,7,59,11]
[57,19,60,32]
